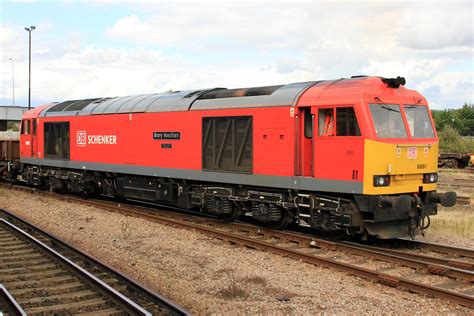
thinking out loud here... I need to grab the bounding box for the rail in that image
[0,208,190,315]
[1,182,473,308]
[0,284,26,316]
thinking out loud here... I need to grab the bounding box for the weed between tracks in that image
[121,220,131,239]
[214,268,295,302]
[215,268,270,299]
[216,270,250,299]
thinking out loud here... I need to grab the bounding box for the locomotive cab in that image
[297,76,456,239]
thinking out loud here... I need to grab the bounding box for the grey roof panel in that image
[77,98,113,116]
[85,90,207,114]
[190,81,316,111]
[117,94,153,113]
[90,96,129,114]
[144,90,199,112]
[131,94,165,113]
[38,81,319,117]
[101,95,149,114]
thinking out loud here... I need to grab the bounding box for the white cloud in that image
[105,15,150,42]
[398,2,473,50]
[1,1,472,108]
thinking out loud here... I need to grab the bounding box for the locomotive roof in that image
[38,76,413,117]
[39,81,318,117]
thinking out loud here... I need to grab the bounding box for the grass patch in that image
[429,207,474,238]
[242,275,267,285]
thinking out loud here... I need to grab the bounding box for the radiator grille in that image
[202,116,252,174]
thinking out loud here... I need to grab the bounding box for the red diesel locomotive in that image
[14,76,456,239]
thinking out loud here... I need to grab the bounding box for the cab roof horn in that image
[381,76,406,88]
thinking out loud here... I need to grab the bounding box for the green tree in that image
[431,104,474,136]
[438,125,467,152]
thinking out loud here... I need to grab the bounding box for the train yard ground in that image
[433,168,474,241]
[0,171,472,314]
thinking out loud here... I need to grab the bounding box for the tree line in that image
[431,103,474,136]
[432,104,474,153]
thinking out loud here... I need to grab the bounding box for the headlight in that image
[423,173,438,183]
[374,175,390,187]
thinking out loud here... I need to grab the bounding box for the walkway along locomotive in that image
[11,76,457,239]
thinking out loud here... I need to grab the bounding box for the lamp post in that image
[24,25,36,110]
[9,58,15,106]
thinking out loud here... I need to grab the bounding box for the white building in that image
[0,106,28,131]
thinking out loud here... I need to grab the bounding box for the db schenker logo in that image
[76,131,118,147]
[77,131,87,147]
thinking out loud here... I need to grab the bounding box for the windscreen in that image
[369,104,408,138]
[404,105,435,138]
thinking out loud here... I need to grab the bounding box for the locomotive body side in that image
[22,106,302,187]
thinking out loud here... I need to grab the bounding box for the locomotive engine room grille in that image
[202,116,253,174]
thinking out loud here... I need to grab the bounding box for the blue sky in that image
[1,0,472,109]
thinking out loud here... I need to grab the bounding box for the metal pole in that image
[9,58,15,106]
[28,30,31,110]
[25,26,35,110]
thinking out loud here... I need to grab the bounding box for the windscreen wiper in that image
[381,105,400,113]
[375,96,400,113]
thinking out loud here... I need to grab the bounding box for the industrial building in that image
[0,105,28,131]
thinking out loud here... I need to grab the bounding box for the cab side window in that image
[21,120,30,135]
[336,107,360,136]
[304,108,313,138]
[318,109,335,136]
[318,107,361,136]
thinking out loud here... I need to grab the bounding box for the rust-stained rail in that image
[0,207,189,315]
[395,238,474,260]
[0,284,26,316]
[0,218,152,315]
[76,201,474,308]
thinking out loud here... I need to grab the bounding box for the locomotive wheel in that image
[450,159,459,169]
[217,207,241,222]
[263,211,291,230]
[320,229,347,240]
[206,196,240,222]
[252,203,291,230]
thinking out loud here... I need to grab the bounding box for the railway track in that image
[439,167,474,174]
[63,196,474,307]
[0,207,189,315]
[437,170,473,206]
[1,183,474,308]
[388,238,474,260]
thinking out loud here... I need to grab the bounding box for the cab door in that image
[20,119,32,158]
[297,107,314,176]
[313,106,364,181]
[31,119,37,157]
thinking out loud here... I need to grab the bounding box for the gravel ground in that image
[0,188,472,314]
[416,228,474,249]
